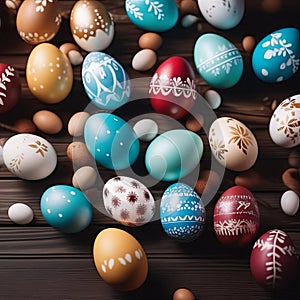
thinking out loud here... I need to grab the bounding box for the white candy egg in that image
[8,203,34,225]
[280,190,299,216]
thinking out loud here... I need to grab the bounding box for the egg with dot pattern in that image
[84,113,140,170]
[40,185,92,233]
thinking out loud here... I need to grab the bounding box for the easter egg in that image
[149,56,197,119]
[209,117,258,171]
[70,0,114,52]
[82,52,130,110]
[84,113,140,170]
[194,33,243,89]
[40,185,92,233]
[26,43,73,104]
[213,186,260,247]
[145,129,203,181]
[103,176,155,226]
[250,229,298,290]
[125,0,178,32]
[252,28,300,83]
[269,94,300,148]
[8,203,34,225]
[280,190,299,216]
[93,228,148,291]
[160,183,206,241]
[3,133,57,180]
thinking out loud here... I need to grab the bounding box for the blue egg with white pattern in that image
[252,28,300,83]
[82,52,130,110]
[40,185,92,233]
[160,183,206,241]
[125,0,178,32]
[84,113,140,170]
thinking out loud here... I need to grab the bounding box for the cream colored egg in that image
[280,190,299,216]
[72,166,97,190]
[132,49,157,72]
[68,111,90,137]
[8,203,34,225]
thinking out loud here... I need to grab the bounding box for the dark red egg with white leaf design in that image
[149,56,196,119]
[0,63,21,114]
[250,229,298,291]
[213,185,260,247]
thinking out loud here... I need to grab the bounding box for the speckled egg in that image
[160,183,206,241]
[82,52,130,110]
[252,28,300,83]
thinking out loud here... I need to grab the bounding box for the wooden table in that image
[0,1,300,299]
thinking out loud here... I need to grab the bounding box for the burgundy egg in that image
[149,56,196,119]
[250,229,298,291]
[213,185,260,247]
[0,63,21,114]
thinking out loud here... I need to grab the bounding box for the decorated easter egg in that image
[40,185,93,233]
[160,183,206,241]
[149,56,197,119]
[0,63,21,114]
[269,94,300,148]
[2,133,57,180]
[93,228,148,291]
[125,0,178,32]
[82,52,130,110]
[209,117,258,171]
[250,229,298,290]
[145,129,203,181]
[252,28,300,83]
[213,186,260,247]
[26,43,73,104]
[103,176,155,226]
[84,113,140,170]
[194,33,243,89]
[16,0,61,45]
[70,0,114,52]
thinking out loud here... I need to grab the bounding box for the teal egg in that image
[194,33,243,89]
[252,28,300,83]
[125,0,178,32]
[145,129,203,181]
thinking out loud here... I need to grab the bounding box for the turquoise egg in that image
[125,0,178,32]
[84,113,140,170]
[40,185,92,233]
[194,33,243,89]
[160,182,206,241]
[145,129,203,181]
[252,28,300,83]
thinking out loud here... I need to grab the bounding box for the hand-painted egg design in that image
[252,28,300,83]
[197,0,245,30]
[103,176,155,226]
[160,183,206,241]
[269,94,300,148]
[194,33,243,89]
[40,185,92,233]
[213,186,260,247]
[82,52,130,110]
[209,117,258,171]
[93,228,148,291]
[26,43,73,104]
[2,133,57,180]
[0,63,21,114]
[125,0,178,32]
[16,0,61,45]
[250,229,298,290]
[70,0,114,52]
[84,113,140,170]
[149,56,197,119]
[145,129,203,181]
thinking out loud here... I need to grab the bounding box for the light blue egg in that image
[194,33,243,89]
[40,185,92,233]
[82,52,130,110]
[160,183,206,241]
[145,129,203,181]
[84,113,140,170]
[252,28,300,83]
[125,0,178,32]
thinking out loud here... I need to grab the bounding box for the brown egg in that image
[16,0,61,45]
[185,113,203,132]
[32,110,63,134]
[138,32,163,51]
[66,141,94,167]
[180,0,199,15]
[13,118,36,133]
[173,288,195,300]
[195,169,221,196]
[242,36,256,53]
[234,169,264,190]
[68,111,90,137]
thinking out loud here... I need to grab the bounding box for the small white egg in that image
[72,166,97,190]
[204,89,222,109]
[132,49,157,72]
[133,119,158,142]
[8,203,34,225]
[181,14,200,28]
[280,190,299,216]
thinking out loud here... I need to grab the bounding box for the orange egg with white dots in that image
[26,43,73,104]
